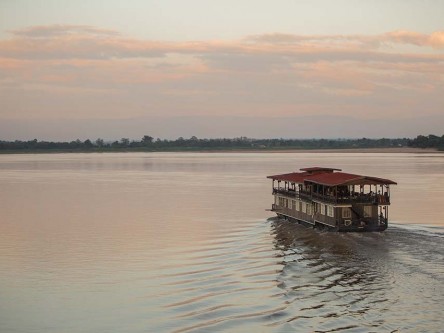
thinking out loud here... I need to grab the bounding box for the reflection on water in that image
[0,152,443,332]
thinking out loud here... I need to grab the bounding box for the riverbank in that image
[203,147,441,153]
[0,147,441,154]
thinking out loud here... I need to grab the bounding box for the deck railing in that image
[272,188,390,205]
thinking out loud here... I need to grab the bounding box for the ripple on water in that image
[145,221,283,332]
[143,218,444,332]
[2,153,444,333]
[263,220,444,332]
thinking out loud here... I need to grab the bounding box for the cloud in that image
[1,25,443,62]
[429,31,444,48]
[383,30,444,49]
[0,25,443,123]
[10,24,120,38]
[247,31,444,49]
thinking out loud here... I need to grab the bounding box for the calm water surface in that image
[0,152,443,332]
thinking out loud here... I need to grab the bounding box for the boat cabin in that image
[267,167,397,231]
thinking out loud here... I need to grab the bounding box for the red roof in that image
[267,167,397,186]
[306,172,363,186]
[299,167,342,172]
[267,172,309,183]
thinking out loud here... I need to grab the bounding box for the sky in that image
[0,0,443,140]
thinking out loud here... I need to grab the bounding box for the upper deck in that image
[267,167,396,205]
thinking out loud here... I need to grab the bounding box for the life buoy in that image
[344,220,352,226]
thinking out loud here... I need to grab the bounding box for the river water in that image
[0,152,443,332]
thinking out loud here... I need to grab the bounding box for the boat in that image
[267,167,397,231]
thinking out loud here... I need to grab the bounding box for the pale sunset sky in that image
[0,0,443,140]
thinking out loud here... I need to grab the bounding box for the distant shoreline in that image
[2,135,442,154]
[201,147,441,153]
[0,147,441,155]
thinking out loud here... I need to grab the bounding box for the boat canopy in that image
[267,167,397,186]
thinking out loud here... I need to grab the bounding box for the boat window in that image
[301,202,306,213]
[364,206,372,217]
[342,208,352,218]
[320,204,325,215]
[327,205,334,217]
[307,204,313,215]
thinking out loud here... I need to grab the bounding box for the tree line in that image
[408,134,444,149]
[0,134,442,152]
